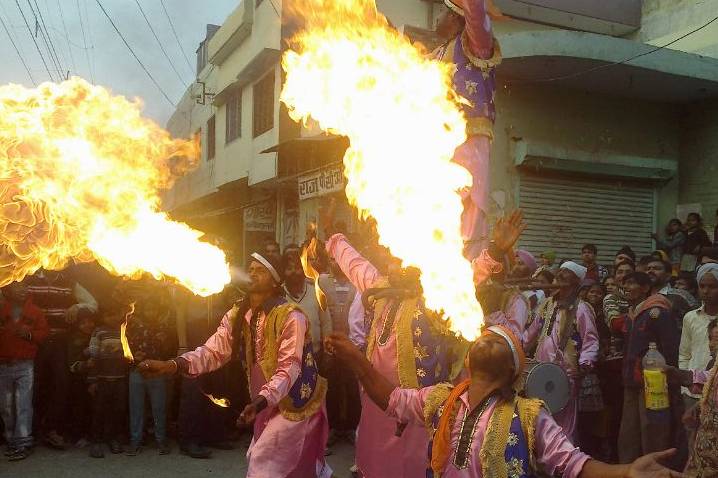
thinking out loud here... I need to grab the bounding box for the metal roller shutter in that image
[518,174,656,266]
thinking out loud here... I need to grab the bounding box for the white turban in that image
[560,261,587,281]
[697,263,718,284]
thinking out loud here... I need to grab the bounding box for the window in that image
[207,116,216,160]
[253,70,275,138]
[226,90,242,144]
[196,40,208,75]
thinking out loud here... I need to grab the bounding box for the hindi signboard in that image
[298,166,345,201]
[244,201,275,232]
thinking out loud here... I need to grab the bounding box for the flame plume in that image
[0,78,230,296]
[120,303,135,363]
[281,0,485,339]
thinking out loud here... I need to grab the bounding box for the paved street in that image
[0,439,356,478]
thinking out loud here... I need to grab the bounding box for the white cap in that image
[560,261,587,281]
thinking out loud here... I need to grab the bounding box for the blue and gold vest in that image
[434,31,501,139]
[366,285,468,389]
[423,385,541,478]
[236,297,327,421]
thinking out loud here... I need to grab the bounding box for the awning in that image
[260,134,349,154]
[498,29,718,103]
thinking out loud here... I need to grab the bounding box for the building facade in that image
[164,0,718,265]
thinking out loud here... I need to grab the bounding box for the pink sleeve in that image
[534,409,591,478]
[386,386,433,425]
[472,249,503,286]
[577,302,600,366]
[348,291,367,349]
[325,233,380,292]
[463,0,494,59]
[693,369,712,385]
[258,310,304,407]
[180,309,235,376]
[504,294,529,339]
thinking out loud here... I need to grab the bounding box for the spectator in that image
[582,244,609,282]
[604,276,618,296]
[675,272,698,298]
[66,309,96,448]
[125,291,177,456]
[511,249,538,279]
[602,260,635,460]
[263,240,281,263]
[682,213,712,272]
[534,269,555,296]
[88,303,130,458]
[636,255,654,273]
[320,258,361,448]
[646,258,699,328]
[679,264,718,450]
[614,246,637,269]
[580,282,610,460]
[27,268,97,450]
[652,219,685,274]
[0,280,48,461]
[616,272,679,465]
[283,251,332,357]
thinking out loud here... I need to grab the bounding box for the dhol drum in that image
[520,359,571,415]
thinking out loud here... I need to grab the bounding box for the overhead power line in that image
[14,0,56,82]
[27,0,65,79]
[134,0,188,88]
[76,0,94,83]
[0,10,37,85]
[95,0,176,107]
[159,0,194,75]
[56,0,77,75]
[509,14,718,85]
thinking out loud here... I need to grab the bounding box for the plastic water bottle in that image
[642,342,670,411]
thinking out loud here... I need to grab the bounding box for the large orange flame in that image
[281,0,485,340]
[0,78,230,296]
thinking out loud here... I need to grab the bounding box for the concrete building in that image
[164,0,718,265]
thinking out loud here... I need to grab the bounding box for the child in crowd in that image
[0,280,48,461]
[88,303,130,458]
[125,291,177,456]
[66,309,97,448]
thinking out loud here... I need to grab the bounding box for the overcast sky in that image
[0,0,237,125]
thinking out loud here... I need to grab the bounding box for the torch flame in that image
[120,303,135,363]
[0,78,230,296]
[300,237,327,311]
[204,393,230,408]
[281,0,484,339]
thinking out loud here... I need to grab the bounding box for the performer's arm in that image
[325,233,381,292]
[504,294,529,339]
[463,0,494,60]
[534,409,683,478]
[347,291,367,349]
[257,310,305,406]
[577,302,600,367]
[326,333,395,410]
[176,308,236,376]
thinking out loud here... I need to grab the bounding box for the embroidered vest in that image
[533,298,585,371]
[434,31,501,139]
[686,363,718,477]
[238,301,327,422]
[423,385,542,478]
[366,281,468,388]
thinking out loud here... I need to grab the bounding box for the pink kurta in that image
[485,293,530,342]
[181,308,331,478]
[326,233,428,477]
[387,387,591,477]
[523,300,600,440]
